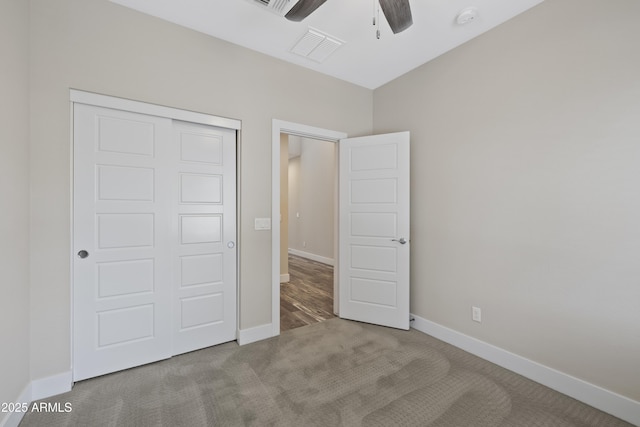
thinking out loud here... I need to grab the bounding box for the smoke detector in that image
[456,7,478,25]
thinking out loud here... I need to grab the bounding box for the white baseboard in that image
[0,384,31,427]
[280,274,290,283]
[410,314,640,426]
[288,248,334,266]
[237,323,274,346]
[0,370,72,427]
[31,371,73,401]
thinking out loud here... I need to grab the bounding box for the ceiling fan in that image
[282,0,413,34]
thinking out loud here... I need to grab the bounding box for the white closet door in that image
[73,102,238,381]
[73,104,173,381]
[171,121,237,355]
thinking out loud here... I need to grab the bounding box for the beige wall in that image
[288,156,301,252]
[287,138,335,261]
[28,0,372,380]
[280,133,289,277]
[373,0,640,401]
[0,0,31,416]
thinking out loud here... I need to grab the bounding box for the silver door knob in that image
[77,250,89,259]
[227,241,235,249]
[391,238,407,244]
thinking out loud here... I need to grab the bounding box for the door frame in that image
[271,120,347,336]
[69,89,242,375]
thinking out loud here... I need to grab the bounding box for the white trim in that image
[69,101,76,389]
[235,130,243,349]
[0,384,31,427]
[0,371,73,427]
[70,89,241,130]
[276,120,346,142]
[31,371,73,401]
[288,248,334,266]
[280,274,290,283]
[272,120,347,339]
[237,323,273,346]
[410,314,640,426]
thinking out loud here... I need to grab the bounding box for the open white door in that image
[338,131,410,330]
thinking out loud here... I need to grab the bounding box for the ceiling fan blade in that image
[285,0,328,22]
[379,0,413,34]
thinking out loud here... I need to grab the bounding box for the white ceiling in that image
[110,0,543,89]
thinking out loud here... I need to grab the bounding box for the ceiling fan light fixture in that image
[378,0,413,34]
[285,0,328,22]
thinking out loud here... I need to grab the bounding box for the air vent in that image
[291,28,344,63]
[252,0,296,15]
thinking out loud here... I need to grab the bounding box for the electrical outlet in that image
[472,306,482,323]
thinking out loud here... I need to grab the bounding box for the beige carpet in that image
[21,319,632,426]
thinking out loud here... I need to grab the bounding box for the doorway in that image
[271,120,411,337]
[271,120,347,336]
[280,135,337,331]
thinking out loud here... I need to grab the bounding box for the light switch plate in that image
[254,218,271,230]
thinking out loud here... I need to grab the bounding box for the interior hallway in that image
[280,254,336,332]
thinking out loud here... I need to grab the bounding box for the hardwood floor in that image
[280,254,336,332]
